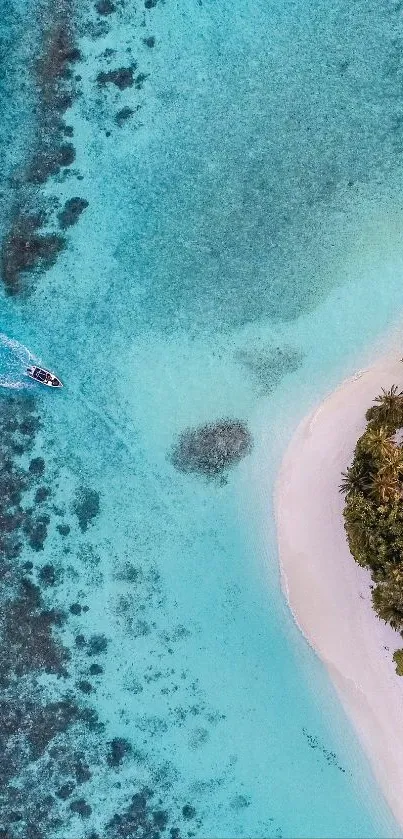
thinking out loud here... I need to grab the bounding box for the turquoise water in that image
[3,0,403,835]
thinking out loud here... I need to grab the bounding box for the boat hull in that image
[26,365,63,388]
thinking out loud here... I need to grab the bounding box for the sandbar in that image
[275,351,403,829]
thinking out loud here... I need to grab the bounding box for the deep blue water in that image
[2,0,403,836]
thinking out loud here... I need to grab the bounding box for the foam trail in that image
[0,333,39,389]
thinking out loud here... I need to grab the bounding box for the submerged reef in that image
[237,345,303,392]
[341,386,403,673]
[95,0,116,15]
[171,419,252,477]
[0,394,100,836]
[0,394,212,838]
[58,196,89,229]
[97,66,135,90]
[115,106,135,127]
[104,787,182,839]
[73,486,100,532]
[1,213,66,294]
[0,0,87,295]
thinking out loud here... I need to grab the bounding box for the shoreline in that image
[275,350,403,832]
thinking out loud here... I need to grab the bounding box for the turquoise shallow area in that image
[4,0,403,835]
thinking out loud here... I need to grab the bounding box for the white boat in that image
[26,365,63,388]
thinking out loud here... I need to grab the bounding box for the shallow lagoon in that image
[3,0,403,835]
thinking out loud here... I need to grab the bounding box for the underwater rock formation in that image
[171,420,252,477]
[115,106,135,126]
[73,486,100,532]
[95,0,116,14]
[1,213,66,295]
[97,66,134,90]
[0,0,82,295]
[58,196,89,229]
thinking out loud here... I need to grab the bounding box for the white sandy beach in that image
[275,352,403,831]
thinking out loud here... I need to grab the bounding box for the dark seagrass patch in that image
[170,419,252,478]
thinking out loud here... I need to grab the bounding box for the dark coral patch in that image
[0,696,81,774]
[0,5,82,295]
[89,662,103,675]
[86,633,108,656]
[69,798,92,818]
[105,788,177,838]
[73,486,100,532]
[38,563,57,586]
[79,706,104,732]
[29,457,45,476]
[115,106,135,126]
[35,486,51,503]
[135,72,148,90]
[25,699,80,759]
[153,810,169,829]
[76,679,94,694]
[25,518,48,551]
[26,142,76,184]
[22,561,34,572]
[33,16,81,155]
[106,737,132,767]
[35,18,81,110]
[142,35,155,47]
[97,66,135,89]
[74,754,92,783]
[0,397,44,567]
[170,420,252,477]
[95,0,116,14]
[20,415,40,437]
[57,522,70,536]
[58,196,89,229]
[0,579,69,684]
[56,782,75,800]
[1,214,66,296]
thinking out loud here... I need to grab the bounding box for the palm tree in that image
[372,575,403,631]
[379,444,403,474]
[361,426,395,462]
[372,385,403,426]
[374,448,403,505]
[373,592,403,630]
[390,566,403,584]
[339,461,367,494]
[368,468,401,504]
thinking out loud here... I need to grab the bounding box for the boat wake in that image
[0,334,39,390]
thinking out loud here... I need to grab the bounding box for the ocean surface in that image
[3,0,403,836]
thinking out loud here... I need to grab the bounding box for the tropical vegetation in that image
[341,385,403,672]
